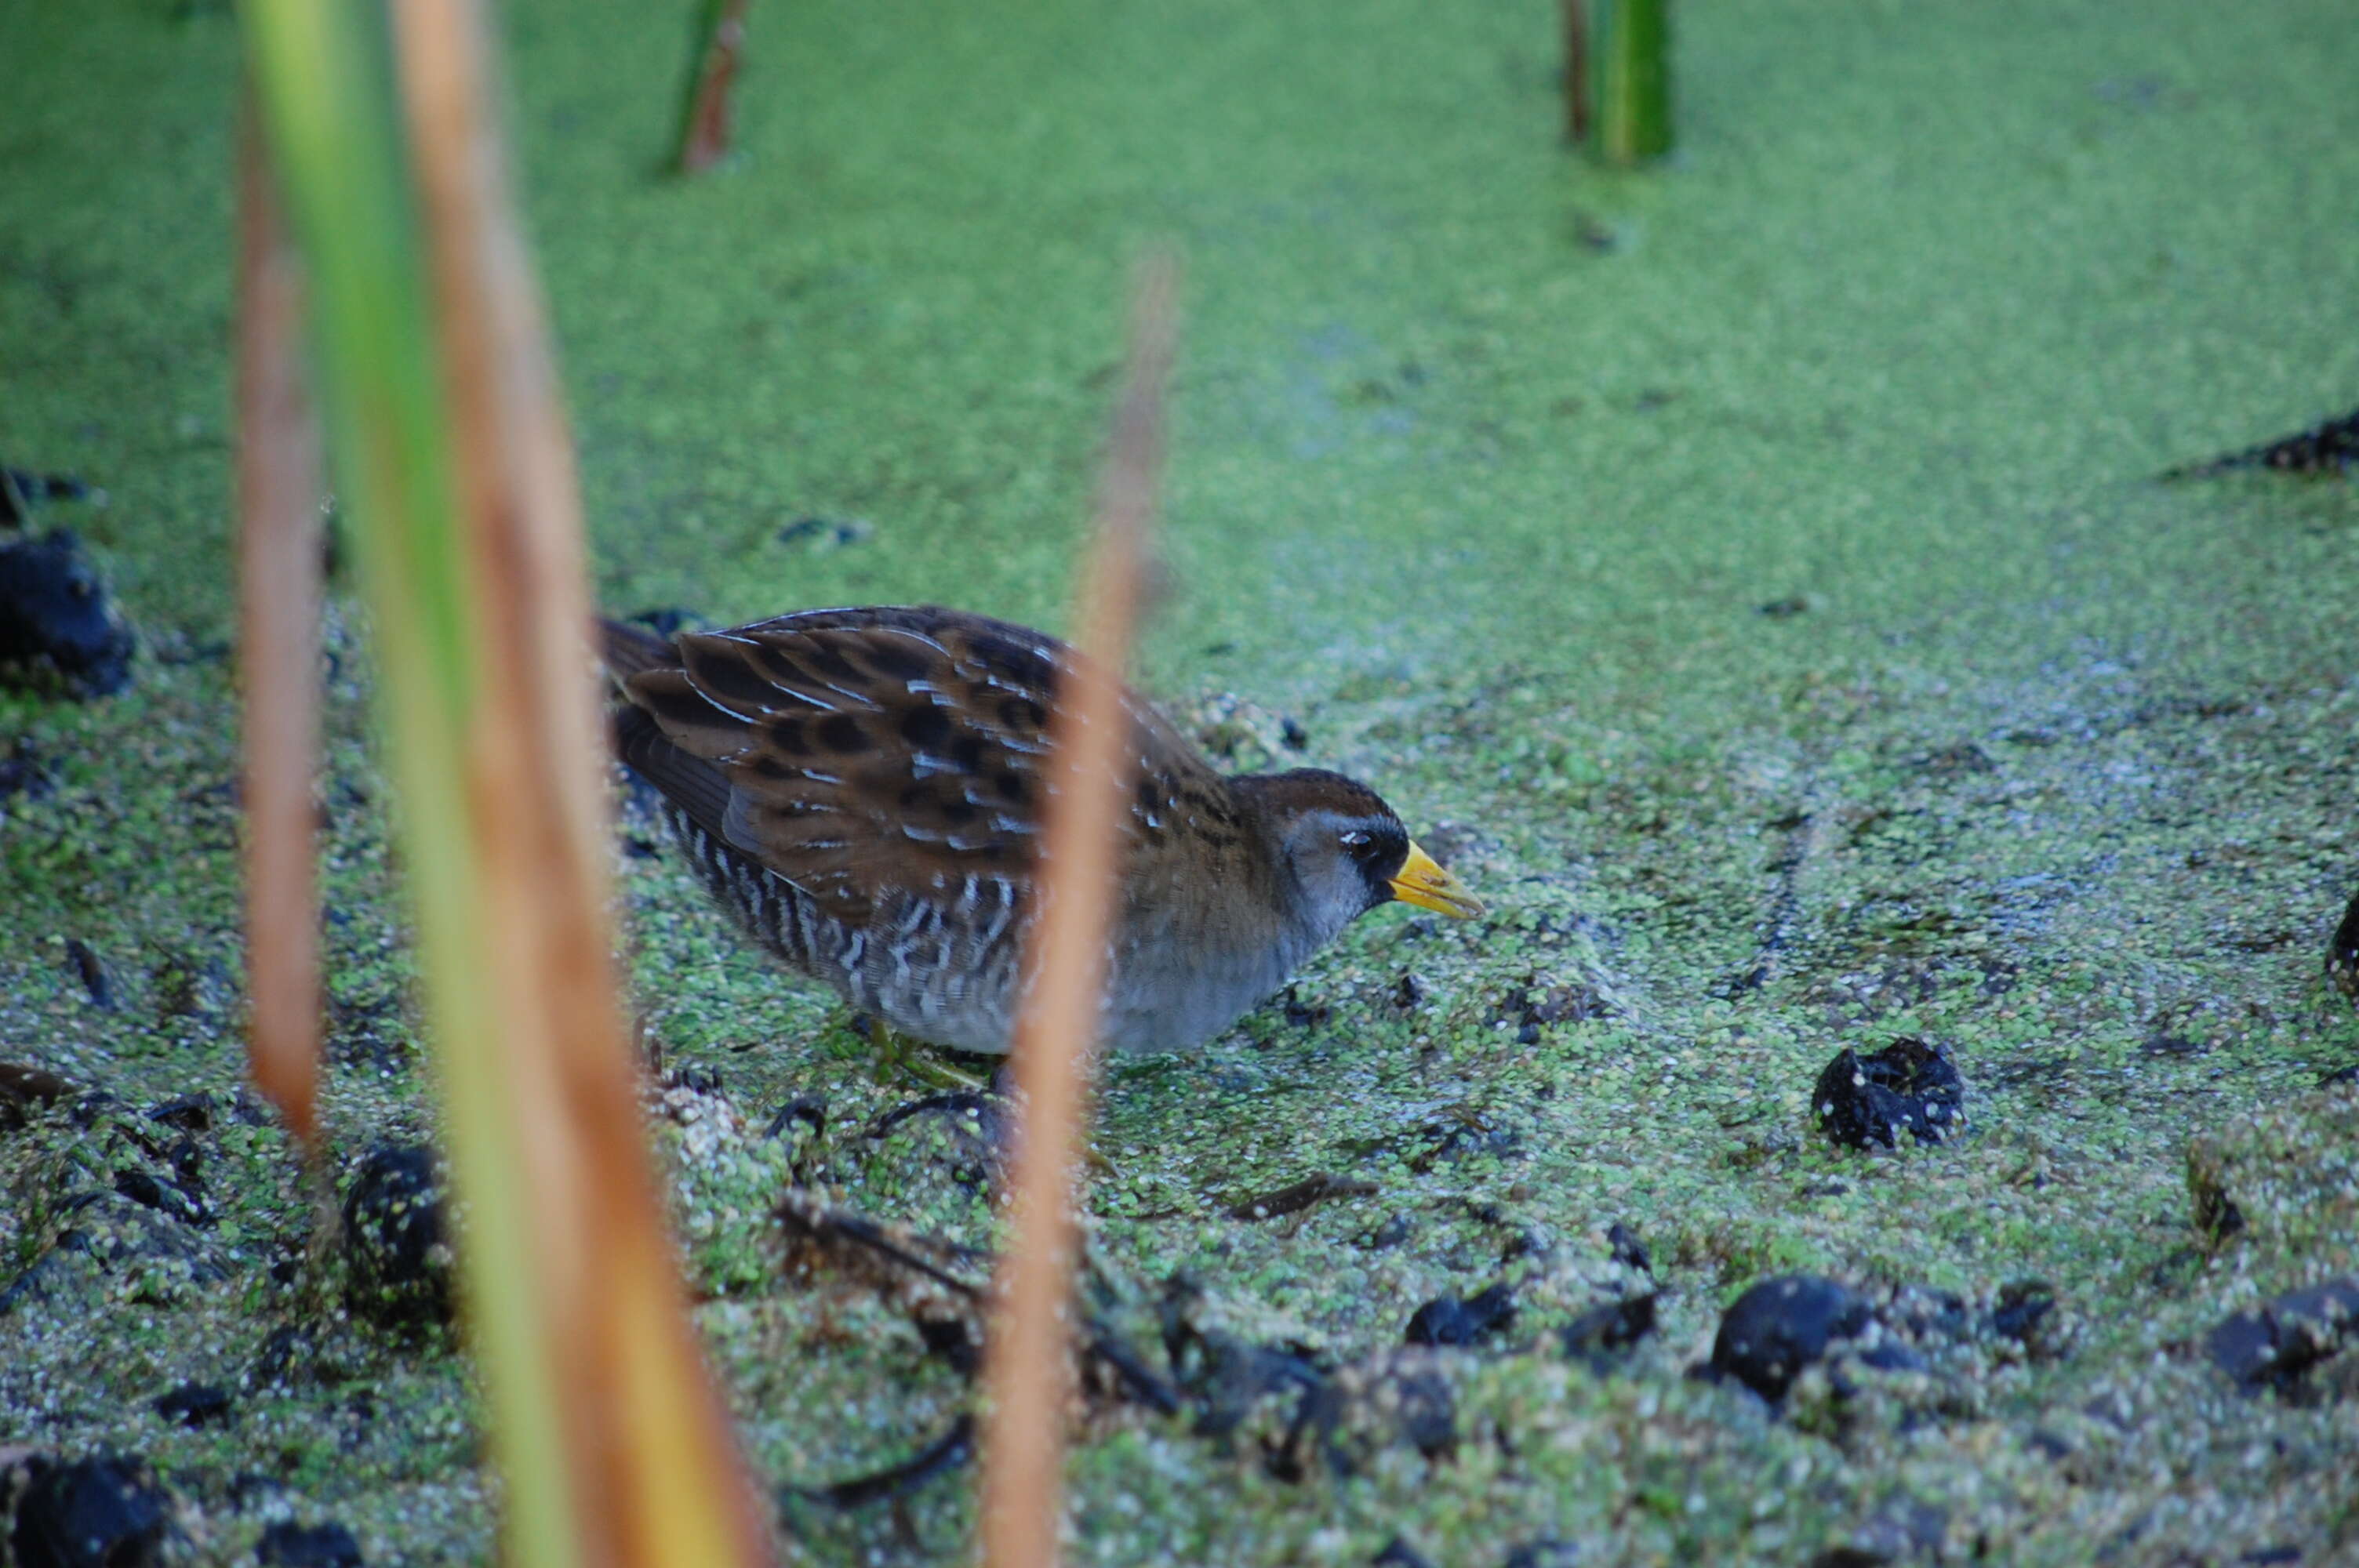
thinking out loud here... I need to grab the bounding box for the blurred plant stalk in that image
[1590,0,1673,164]
[675,0,751,175]
[234,1,771,1563]
[234,90,325,1155]
[980,256,1180,1568]
[1561,0,1591,143]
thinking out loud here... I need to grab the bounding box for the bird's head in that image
[1241,768,1485,940]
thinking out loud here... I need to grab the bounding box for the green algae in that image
[5,0,2359,1562]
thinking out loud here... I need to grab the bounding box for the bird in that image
[600,606,1482,1067]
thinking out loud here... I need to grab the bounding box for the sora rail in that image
[602,607,1481,1057]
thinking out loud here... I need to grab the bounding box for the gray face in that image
[1274,804,1411,941]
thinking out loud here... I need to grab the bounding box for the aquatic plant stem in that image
[1561,0,1591,143]
[1594,0,1672,163]
[238,0,772,1563]
[981,255,1180,1568]
[386,1,774,1561]
[234,93,325,1154]
[676,0,751,175]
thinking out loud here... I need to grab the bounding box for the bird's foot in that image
[858,1014,990,1092]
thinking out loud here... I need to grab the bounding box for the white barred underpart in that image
[664,802,1035,1054]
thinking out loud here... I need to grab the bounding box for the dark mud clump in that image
[1812,1037,1965,1150]
[0,1062,75,1132]
[255,1520,368,1566]
[2206,1278,2359,1397]
[0,466,96,526]
[2328,887,2359,1007]
[151,1381,233,1429]
[0,739,55,804]
[1402,1281,1517,1348]
[6,1453,176,1568]
[1492,971,1611,1044]
[2165,405,2359,478]
[0,528,133,697]
[340,1143,453,1329]
[1703,1274,1875,1403]
[1283,1352,1456,1479]
[1559,1291,1659,1371]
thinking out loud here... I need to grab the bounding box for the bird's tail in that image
[595,615,678,688]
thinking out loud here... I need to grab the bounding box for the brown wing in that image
[606,606,1228,927]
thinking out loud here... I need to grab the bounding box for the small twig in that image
[981,255,1180,1568]
[1226,1173,1379,1222]
[799,1415,976,1512]
[1561,0,1590,143]
[775,1187,1183,1417]
[778,1189,994,1298]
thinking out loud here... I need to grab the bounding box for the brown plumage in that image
[602,607,1481,1055]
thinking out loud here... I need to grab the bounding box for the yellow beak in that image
[1388,841,1485,920]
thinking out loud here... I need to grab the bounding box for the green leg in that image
[859,1014,987,1092]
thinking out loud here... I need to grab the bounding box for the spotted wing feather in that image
[615,606,1223,928]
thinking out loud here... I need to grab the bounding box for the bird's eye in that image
[1339,830,1370,848]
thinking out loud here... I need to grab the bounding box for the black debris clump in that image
[1987,1281,2066,1360]
[1284,1352,1457,1479]
[0,529,133,698]
[2207,1278,2359,1398]
[2165,406,2359,479]
[776,516,872,549]
[1503,1542,1582,1568]
[62,938,114,1011]
[1281,985,1332,1029]
[1495,971,1610,1044]
[1160,1279,1458,1480]
[8,1454,175,1568]
[1,467,96,527]
[2187,1137,2249,1245]
[1160,1279,1326,1446]
[1704,1274,1876,1403]
[146,1093,216,1135]
[2328,887,2359,1007]
[0,1189,227,1319]
[1812,1494,1952,1566]
[1,1062,75,1132]
[341,1144,454,1328]
[1813,1037,1965,1150]
[256,1521,368,1566]
[1560,1291,1658,1371]
[0,739,54,804]
[151,1381,233,1428]
[1405,1104,1521,1172]
[1403,1282,1517,1348]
